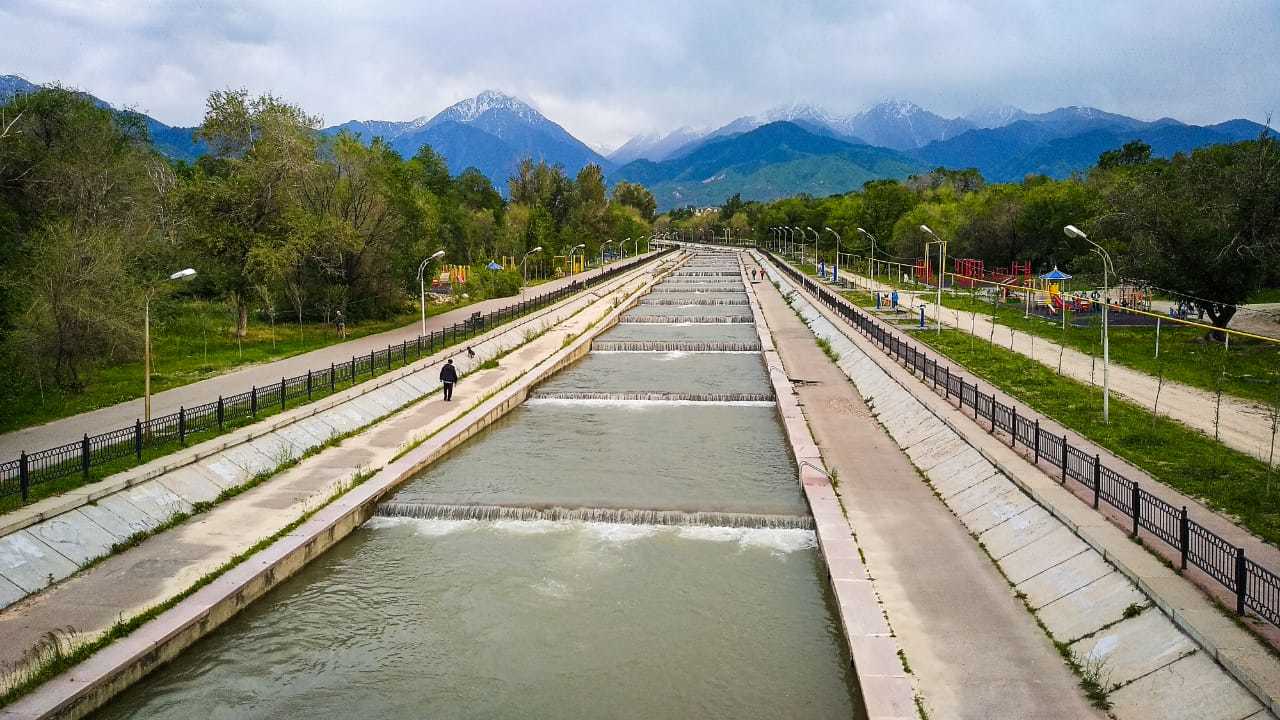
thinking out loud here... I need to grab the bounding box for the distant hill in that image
[918,114,1272,181]
[612,121,924,210]
[2,74,205,162]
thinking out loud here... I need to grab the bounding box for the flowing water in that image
[91,251,862,719]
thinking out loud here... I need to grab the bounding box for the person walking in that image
[440,358,458,401]
[890,289,899,311]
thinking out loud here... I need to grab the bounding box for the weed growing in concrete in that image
[479,358,499,370]
[897,648,913,674]
[1121,602,1145,619]
[816,337,841,363]
[1075,652,1114,710]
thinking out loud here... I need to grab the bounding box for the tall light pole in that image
[792,226,803,259]
[523,246,543,288]
[638,235,648,254]
[857,227,878,287]
[417,249,446,337]
[1066,224,1112,423]
[601,239,614,267]
[144,268,198,423]
[824,227,841,280]
[805,227,820,267]
[920,225,947,334]
[622,237,631,258]
[566,243,585,274]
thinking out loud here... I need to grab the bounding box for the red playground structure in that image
[949,258,1032,288]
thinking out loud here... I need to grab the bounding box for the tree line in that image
[660,138,1280,334]
[0,87,655,391]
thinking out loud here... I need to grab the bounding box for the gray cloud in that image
[1,0,1276,149]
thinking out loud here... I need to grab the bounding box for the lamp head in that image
[169,268,197,281]
[1064,224,1087,240]
[430,250,446,260]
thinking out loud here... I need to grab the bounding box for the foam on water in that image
[364,516,478,536]
[676,526,818,554]
[525,397,776,408]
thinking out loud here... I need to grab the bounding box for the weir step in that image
[651,287,745,294]
[640,298,750,306]
[529,390,775,402]
[374,502,815,529]
[623,315,754,323]
[590,341,762,352]
[671,271,741,277]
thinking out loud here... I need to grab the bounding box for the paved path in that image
[828,268,1278,463]
[0,257,654,459]
[750,257,1100,719]
[0,266,656,684]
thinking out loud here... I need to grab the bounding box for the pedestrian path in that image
[815,266,1277,462]
[750,255,1102,719]
[0,257,655,460]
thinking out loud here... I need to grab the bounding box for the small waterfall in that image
[590,341,761,352]
[529,390,775,402]
[623,315,754,323]
[374,502,814,530]
[650,288,746,294]
[671,271,741,276]
[641,298,750,306]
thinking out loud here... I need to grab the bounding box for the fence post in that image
[251,386,257,417]
[135,419,143,460]
[1061,435,1068,483]
[279,378,286,410]
[1093,455,1101,508]
[307,370,313,400]
[1033,420,1041,462]
[1235,548,1247,615]
[81,434,90,479]
[1010,406,1018,447]
[370,350,376,377]
[387,344,392,372]
[1179,507,1189,571]
[1131,481,1141,536]
[330,363,336,393]
[944,366,951,399]
[351,356,357,384]
[217,396,224,431]
[179,406,186,446]
[19,452,29,502]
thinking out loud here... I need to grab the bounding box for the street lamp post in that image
[857,227,878,290]
[824,227,841,281]
[622,237,631,258]
[1066,224,1112,423]
[805,227,820,269]
[920,225,947,335]
[523,246,543,288]
[566,243,585,274]
[417,250,446,337]
[144,268,198,423]
[601,239,614,267]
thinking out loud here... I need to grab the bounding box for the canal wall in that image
[739,253,918,720]
[0,254,675,612]
[754,251,1278,720]
[0,252,687,720]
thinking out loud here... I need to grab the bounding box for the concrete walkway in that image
[0,262,667,690]
[767,254,1280,719]
[749,256,1101,719]
[826,268,1278,463]
[0,256,656,460]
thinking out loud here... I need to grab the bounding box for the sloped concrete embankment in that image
[0,252,688,720]
[0,257,678,612]
[756,253,1277,720]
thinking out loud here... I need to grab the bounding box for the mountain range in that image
[3,73,1271,208]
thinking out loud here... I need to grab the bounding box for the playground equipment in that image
[552,254,585,277]
[950,258,1033,289]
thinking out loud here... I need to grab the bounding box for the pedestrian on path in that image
[440,359,458,401]
[334,309,346,339]
[891,289,899,311]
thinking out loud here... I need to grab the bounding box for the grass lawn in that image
[795,262,1280,408]
[0,297,485,434]
[825,284,1280,546]
[935,290,1280,407]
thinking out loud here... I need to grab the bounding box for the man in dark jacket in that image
[440,359,458,401]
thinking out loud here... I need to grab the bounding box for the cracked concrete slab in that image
[1106,651,1263,720]
[948,476,1011,516]
[0,531,77,593]
[980,505,1058,559]
[1037,571,1151,642]
[1072,609,1197,688]
[998,526,1091,584]
[26,510,118,566]
[960,485,1038,535]
[1017,552,1117,610]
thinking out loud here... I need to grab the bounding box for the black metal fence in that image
[0,250,673,503]
[764,251,1280,629]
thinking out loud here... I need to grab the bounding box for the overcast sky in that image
[2,0,1277,150]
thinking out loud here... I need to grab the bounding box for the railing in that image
[0,250,673,502]
[762,250,1280,629]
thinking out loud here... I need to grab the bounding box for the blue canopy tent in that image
[1039,267,1072,281]
[486,261,503,270]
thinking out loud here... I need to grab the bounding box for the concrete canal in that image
[92,251,864,719]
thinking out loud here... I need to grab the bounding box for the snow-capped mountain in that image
[325,90,608,192]
[837,100,975,150]
[964,104,1031,129]
[608,126,707,164]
